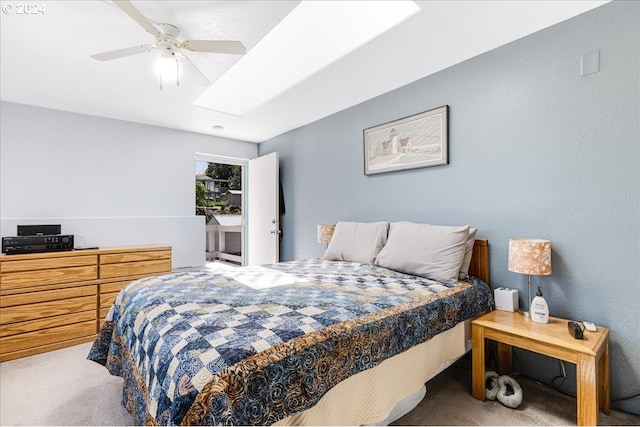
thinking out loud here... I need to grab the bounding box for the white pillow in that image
[323,221,389,264]
[375,222,470,283]
[459,227,478,279]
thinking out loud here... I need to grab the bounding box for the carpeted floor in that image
[0,342,638,426]
[0,342,132,426]
[393,357,639,426]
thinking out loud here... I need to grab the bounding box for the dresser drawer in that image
[99,259,171,280]
[100,249,171,265]
[99,307,111,324]
[0,295,97,325]
[100,279,131,295]
[0,311,95,338]
[0,285,97,308]
[99,291,120,310]
[0,319,96,355]
[0,255,97,273]
[0,265,98,291]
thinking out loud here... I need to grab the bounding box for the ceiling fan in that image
[91,0,247,88]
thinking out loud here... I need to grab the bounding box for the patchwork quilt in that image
[88,259,492,425]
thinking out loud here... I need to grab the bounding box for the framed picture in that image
[363,105,448,175]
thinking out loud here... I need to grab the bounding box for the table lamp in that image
[508,238,552,317]
[317,224,335,246]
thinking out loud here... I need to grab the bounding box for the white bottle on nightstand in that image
[531,286,549,324]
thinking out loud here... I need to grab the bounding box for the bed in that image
[89,221,493,426]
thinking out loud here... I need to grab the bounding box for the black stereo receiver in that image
[1,234,74,255]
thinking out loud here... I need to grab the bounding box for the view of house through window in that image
[196,160,243,265]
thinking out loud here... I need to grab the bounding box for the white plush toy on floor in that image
[484,371,523,408]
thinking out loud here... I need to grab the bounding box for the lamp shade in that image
[508,238,552,276]
[317,224,335,245]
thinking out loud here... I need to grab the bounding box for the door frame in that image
[195,153,249,265]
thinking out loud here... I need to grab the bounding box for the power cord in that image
[550,360,572,397]
[550,360,640,403]
[613,393,640,402]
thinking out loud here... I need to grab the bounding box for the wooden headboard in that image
[469,239,489,284]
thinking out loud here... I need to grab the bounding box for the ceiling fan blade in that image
[91,44,155,61]
[180,40,246,55]
[183,56,211,85]
[114,0,160,37]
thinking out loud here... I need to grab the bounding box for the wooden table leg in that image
[472,324,486,401]
[599,340,610,415]
[497,342,512,375]
[577,353,598,426]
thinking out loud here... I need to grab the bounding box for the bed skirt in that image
[275,320,471,426]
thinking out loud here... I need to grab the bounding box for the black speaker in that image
[17,224,62,236]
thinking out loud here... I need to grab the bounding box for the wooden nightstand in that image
[471,310,610,426]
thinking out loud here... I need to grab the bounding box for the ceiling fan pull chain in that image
[159,74,163,91]
[176,59,180,87]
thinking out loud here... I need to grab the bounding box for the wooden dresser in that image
[0,245,171,362]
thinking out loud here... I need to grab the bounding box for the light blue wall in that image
[260,1,639,414]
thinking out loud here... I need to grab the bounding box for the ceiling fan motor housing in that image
[156,23,181,57]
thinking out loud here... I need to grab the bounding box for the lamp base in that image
[519,310,531,318]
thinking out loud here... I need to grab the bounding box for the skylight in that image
[193,1,420,117]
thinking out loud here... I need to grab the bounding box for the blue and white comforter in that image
[88,259,492,425]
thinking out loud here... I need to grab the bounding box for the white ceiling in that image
[0,1,607,144]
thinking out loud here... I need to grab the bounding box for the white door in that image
[247,152,280,265]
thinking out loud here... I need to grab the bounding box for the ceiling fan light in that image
[154,54,180,85]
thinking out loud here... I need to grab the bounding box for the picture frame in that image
[363,105,448,175]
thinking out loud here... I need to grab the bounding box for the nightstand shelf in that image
[471,310,610,426]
